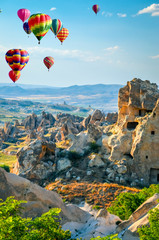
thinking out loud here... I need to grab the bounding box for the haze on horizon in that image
[0,0,159,87]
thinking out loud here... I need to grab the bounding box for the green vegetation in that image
[92,205,101,210]
[68,150,82,161]
[108,184,159,220]
[0,164,10,172]
[138,207,159,240]
[0,196,71,240]
[89,141,100,153]
[0,151,17,168]
[90,234,121,239]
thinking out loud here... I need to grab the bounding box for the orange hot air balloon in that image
[57,28,69,44]
[9,70,21,83]
[43,56,54,71]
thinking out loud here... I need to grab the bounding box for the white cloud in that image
[151,54,159,59]
[102,11,113,17]
[152,11,159,16]
[26,46,102,62]
[117,13,127,18]
[137,4,159,16]
[50,7,56,11]
[105,46,119,51]
[0,45,8,53]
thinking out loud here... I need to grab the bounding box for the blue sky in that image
[0,0,159,87]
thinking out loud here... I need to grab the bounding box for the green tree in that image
[138,208,159,240]
[108,184,159,220]
[108,192,145,220]
[0,196,71,240]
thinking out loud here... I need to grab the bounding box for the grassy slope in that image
[46,181,140,209]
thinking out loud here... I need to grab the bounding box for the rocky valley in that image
[0,78,159,239]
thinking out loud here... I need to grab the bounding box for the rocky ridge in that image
[1,78,159,188]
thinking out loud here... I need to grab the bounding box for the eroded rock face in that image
[23,113,38,130]
[90,109,105,124]
[118,78,159,128]
[106,112,118,124]
[0,168,89,224]
[104,79,159,186]
[13,139,56,185]
[130,99,159,185]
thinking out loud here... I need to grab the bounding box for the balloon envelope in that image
[43,57,54,70]
[17,9,30,22]
[9,70,21,83]
[23,22,31,35]
[51,19,63,36]
[5,49,29,72]
[92,4,100,14]
[57,28,69,44]
[28,13,52,43]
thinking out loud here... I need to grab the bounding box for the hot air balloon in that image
[5,49,29,73]
[57,28,69,45]
[9,70,21,83]
[23,22,31,36]
[92,4,100,15]
[51,19,63,37]
[43,57,54,71]
[17,9,30,22]
[28,13,52,44]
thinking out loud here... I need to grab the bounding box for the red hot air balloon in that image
[17,9,30,22]
[9,70,21,83]
[43,57,54,71]
[92,4,100,15]
[5,49,29,72]
[57,28,69,45]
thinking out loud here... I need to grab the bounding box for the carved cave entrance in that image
[127,122,138,130]
[150,168,159,184]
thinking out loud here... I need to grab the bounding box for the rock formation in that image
[13,139,56,185]
[0,168,121,239]
[103,78,159,186]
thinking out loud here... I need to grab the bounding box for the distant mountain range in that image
[0,84,123,112]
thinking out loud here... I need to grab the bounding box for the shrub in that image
[92,205,101,210]
[108,184,159,220]
[138,207,159,240]
[0,164,10,172]
[89,141,100,153]
[68,150,82,161]
[0,196,71,240]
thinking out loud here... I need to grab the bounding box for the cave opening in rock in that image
[151,131,155,135]
[150,168,159,184]
[127,122,138,130]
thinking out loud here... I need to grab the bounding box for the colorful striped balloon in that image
[17,9,30,22]
[51,19,63,37]
[28,13,52,44]
[57,28,69,45]
[23,22,31,35]
[9,70,21,83]
[5,49,29,72]
[92,4,100,14]
[43,57,54,71]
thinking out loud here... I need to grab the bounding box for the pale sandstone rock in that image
[88,154,105,167]
[57,158,71,171]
